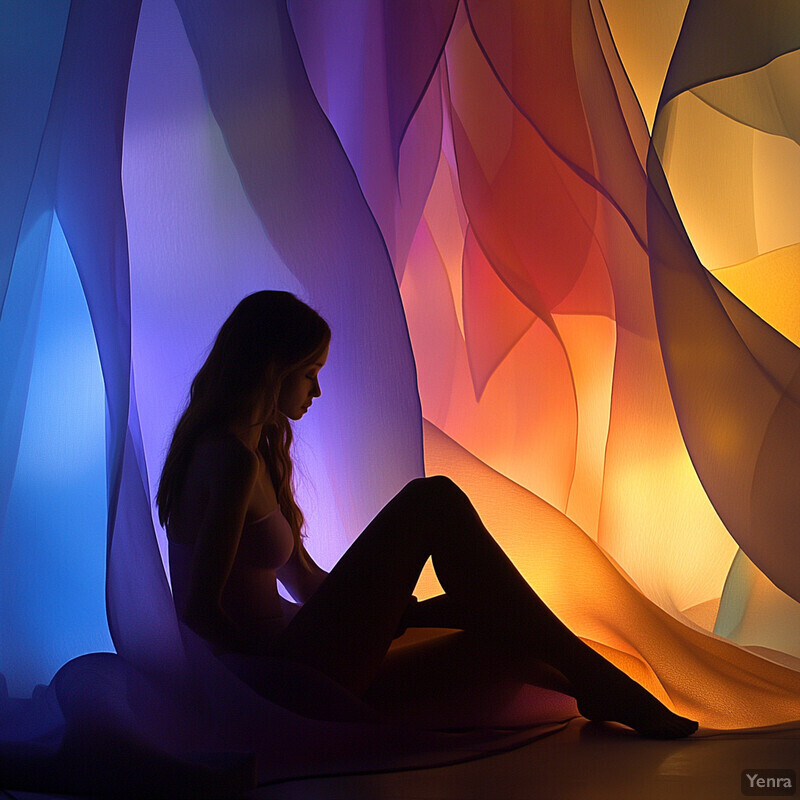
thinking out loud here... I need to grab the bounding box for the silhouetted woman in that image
[157,291,698,739]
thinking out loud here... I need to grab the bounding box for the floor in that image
[6,718,795,800]
[251,720,800,800]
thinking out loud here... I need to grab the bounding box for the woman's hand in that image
[276,542,328,604]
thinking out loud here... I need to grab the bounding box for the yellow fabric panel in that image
[713,244,800,347]
[422,419,800,730]
[601,0,689,130]
[656,92,759,269]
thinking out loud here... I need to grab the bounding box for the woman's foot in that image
[574,671,698,739]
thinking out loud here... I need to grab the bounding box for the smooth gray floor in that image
[253,719,800,800]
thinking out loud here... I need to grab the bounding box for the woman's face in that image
[277,344,328,420]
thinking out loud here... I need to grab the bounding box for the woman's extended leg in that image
[275,477,697,738]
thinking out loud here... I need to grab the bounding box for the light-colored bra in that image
[235,506,295,571]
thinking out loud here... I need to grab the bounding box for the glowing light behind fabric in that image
[0,214,110,695]
[1,0,799,756]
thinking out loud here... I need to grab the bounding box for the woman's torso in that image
[167,434,295,638]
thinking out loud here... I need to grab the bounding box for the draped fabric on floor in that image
[2,0,800,791]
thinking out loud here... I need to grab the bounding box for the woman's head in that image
[157,291,330,528]
[192,291,331,426]
[277,343,328,420]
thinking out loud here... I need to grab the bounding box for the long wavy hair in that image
[156,291,331,556]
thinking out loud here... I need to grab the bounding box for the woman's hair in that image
[156,291,331,553]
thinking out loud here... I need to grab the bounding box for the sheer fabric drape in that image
[1,0,799,788]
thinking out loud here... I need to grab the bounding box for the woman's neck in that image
[228,425,262,452]
[226,395,273,452]
[227,414,266,453]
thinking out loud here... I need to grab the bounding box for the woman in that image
[157,290,698,739]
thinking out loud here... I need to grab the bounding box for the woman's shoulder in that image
[167,433,259,546]
[192,431,261,483]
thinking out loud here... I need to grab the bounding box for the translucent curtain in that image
[1,0,140,693]
[2,0,800,790]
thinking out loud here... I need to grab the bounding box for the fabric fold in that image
[2,0,800,792]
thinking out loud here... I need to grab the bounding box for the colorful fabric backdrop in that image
[1,0,799,786]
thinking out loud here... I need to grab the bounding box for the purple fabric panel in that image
[122,0,313,571]
[106,421,186,677]
[383,0,458,164]
[174,0,425,537]
[288,0,449,280]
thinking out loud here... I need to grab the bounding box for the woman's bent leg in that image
[274,475,523,693]
[276,477,697,737]
[272,478,439,694]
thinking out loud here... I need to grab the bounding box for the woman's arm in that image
[276,541,328,604]
[181,438,260,652]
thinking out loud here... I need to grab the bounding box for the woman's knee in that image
[400,475,470,514]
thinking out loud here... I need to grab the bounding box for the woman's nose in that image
[312,379,321,397]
